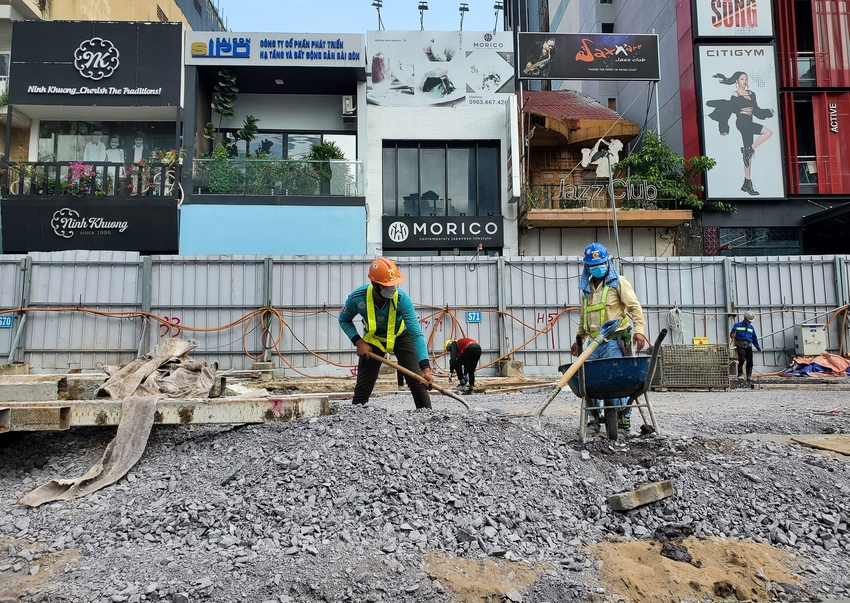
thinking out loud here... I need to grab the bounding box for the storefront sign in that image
[554,179,659,202]
[1,198,178,254]
[693,0,775,38]
[382,216,503,250]
[812,93,850,194]
[185,32,364,67]
[9,22,182,107]
[518,33,659,81]
[367,31,514,107]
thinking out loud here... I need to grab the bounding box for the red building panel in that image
[813,0,850,87]
[813,92,850,193]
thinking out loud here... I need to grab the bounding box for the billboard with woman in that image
[697,44,784,199]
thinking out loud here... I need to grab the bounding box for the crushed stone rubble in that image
[0,389,847,602]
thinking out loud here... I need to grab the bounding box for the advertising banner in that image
[9,22,182,107]
[382,216,504,250]
[697,44,784,199]
[185,32,365,68]
[812,92,850,194]
[1,199,178,254]
[518,33,660,81]
[693,0,774,38]
[367,31,514,107]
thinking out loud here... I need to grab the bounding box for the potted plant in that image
[305,141,347,195]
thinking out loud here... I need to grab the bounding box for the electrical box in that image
[793,324,826,356]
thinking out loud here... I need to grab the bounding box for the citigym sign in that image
[382,216,504,250]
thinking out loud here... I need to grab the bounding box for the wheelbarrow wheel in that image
[604,404,618,441]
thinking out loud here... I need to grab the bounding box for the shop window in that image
[383,141,500,217]
[608,98,617,111]
[225,132,356,161]
[37,121,176,163]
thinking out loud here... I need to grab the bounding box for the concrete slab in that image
[0,394,337,432]
[0,374,105,401]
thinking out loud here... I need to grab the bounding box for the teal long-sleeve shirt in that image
[338,285,431,369]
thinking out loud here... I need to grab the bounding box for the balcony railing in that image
[192,158,364,196]
[524,181,665,211]
[797,155,818,194]
[3,161,182,198]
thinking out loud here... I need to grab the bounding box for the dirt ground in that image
[588,537,799,603]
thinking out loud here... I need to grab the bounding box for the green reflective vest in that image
[362,285,406,353]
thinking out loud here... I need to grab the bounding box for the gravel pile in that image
[0,388,848,603]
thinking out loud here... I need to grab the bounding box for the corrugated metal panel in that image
[622,257,728,347]
[731,256,842,366]
[0,256,26,360]
[152,255,265,370]
[23,252,142,372]
[3,253,850,375]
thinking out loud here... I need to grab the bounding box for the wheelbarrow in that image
[560,328,668,442]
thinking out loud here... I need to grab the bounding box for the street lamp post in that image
[459,3,469,31]
[418,1,429,30]
[591,148,621,259]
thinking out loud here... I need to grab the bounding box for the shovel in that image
[533,319,623,427]
[367,351,482,411]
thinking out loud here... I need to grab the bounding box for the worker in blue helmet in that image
[570,242,649,437]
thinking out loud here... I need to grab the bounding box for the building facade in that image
[511,0,850,256]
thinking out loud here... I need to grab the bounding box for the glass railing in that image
[523,181,667,211]
[796,155,818,194]
[4,161,181,197]
[192,158,364,196]
[796,53,816,87]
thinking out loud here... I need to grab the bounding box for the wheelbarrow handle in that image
[366,351,472,410]
[532,319,621,427]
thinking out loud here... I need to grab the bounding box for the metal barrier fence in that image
[1,252,848,376]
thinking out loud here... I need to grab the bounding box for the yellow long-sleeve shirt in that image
[577,276,645,339]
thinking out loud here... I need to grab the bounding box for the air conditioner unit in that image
[342,95,355,115]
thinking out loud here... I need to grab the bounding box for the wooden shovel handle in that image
[366,352,472,410]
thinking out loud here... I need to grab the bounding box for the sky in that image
[211,0,504,35]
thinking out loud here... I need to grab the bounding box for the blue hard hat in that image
[583,243,609,266]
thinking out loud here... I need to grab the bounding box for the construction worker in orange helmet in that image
[339,258,434,409]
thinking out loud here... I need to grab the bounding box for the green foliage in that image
[305,141,346,184]
[0,91,8,108]
[615,131,734,213]
[237,115,259,144]
[212,69,238,121]
[203,69,260,159]
[205,143,244,194]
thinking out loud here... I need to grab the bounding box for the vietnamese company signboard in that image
[382,216,504,250]
[185,32,365,67]
[518,33,660,81]
[367,31,514,107]
[9,21,182,106]
[693,0,774,38]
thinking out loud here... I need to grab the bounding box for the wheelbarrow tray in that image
[559,356,651,399]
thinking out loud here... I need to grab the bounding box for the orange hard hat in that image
[368,257,406,286]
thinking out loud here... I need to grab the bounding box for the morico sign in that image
[382,216,504,250]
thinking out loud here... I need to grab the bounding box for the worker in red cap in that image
[445,337,482,393]
[339,257,434,409]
